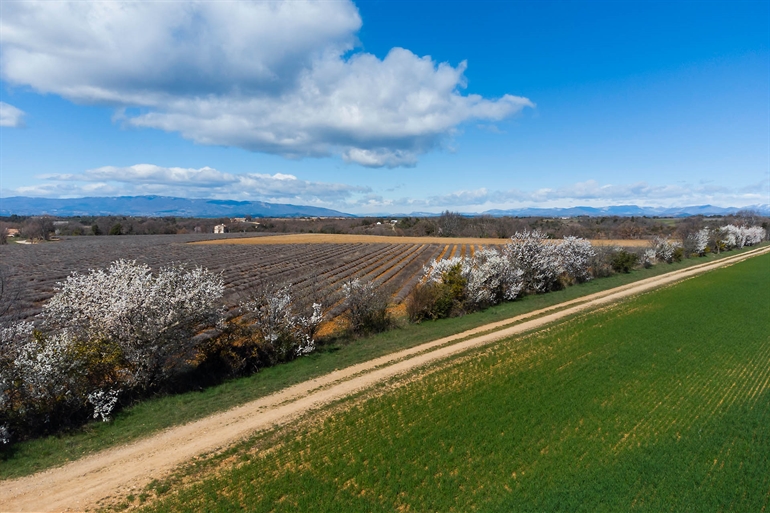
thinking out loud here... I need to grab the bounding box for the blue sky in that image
[0,0,768,214]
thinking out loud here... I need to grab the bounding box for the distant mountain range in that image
[0,195,768,218]
[480,204,770,218]
[376,204,770,218]
[0,196,352,218]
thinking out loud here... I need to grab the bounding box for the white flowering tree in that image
[461,248,524,309]
[640,248,657,267]
[1,323,65,439]
[686,227,710,256]
[746,226,767,245]
[0,322,104,443]
[504,230,564,293]
[651,236,682,263]
[556,236,595,283]
[43,260,224,392]
[423,257,464,284]
[415,232,593,318]
[241,284,322,362]
[718,224,766,250]
[1,260,224,445]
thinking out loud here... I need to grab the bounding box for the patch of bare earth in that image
[1,246,767,512]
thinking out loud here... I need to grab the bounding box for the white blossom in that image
[421,232,592,306]
[743,225,766,246]
[43,260,224,390]
[87,389,119,422]
[687,228,710,256]
[461,248,524,308]
[556,236,595,282]
[717,224,765,249]
[422,257,463,284]
[641,248,657,267]
[341,277,390,334]
[719,224,767,249]
[652,237,682,263]
[242,284,323,359]
[504,230,563,293]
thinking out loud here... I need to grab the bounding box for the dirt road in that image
[2,246,767,512]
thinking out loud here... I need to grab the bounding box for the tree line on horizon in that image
[1,210,768,243]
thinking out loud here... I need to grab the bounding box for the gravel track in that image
[1,245,767,512]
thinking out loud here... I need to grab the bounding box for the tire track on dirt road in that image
[2,246,768,512]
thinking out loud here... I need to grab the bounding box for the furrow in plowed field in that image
[0,237,451,322]
[2,245,766,512]
[392,245,445,303]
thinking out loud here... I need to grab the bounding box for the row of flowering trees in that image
[408,231,595,321]
[717,224,766,250]
[642,224,766,266]
[409,224,766,322]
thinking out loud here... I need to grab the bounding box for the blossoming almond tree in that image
[556,236,596,283]
[342,278,391,334]
[718,225,766,250]
[652,236,682,263]
[460,248,524,308]
[417,232,592,316]
[43,259,225,392]
[504,230,564,293]
[241,283,323,361]
[687,227,710,256]
[1,260,224,444]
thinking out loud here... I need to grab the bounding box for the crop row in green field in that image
[143,253,770,512]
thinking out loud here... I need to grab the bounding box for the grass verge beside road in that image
[0,245,764,480]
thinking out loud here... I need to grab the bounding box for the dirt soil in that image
[2,246,766,512]
[191,233,651,247]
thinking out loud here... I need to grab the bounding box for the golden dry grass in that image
[192,233,650,247]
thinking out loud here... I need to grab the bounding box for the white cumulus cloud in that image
[0,0,533,167]
[0,102,25,127]
[28,164,369,203]
[347,179,767,213]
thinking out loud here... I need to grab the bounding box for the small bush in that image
[342,279,392,335]
[407,264,467,322]
[611,250,637,273]
[589,246,616,278]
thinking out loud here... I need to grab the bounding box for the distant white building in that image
[214,224,227,234]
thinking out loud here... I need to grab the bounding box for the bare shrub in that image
[342,278,392,335]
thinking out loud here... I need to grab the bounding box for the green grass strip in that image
[142,251,770,513]
[0,245,764,480]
